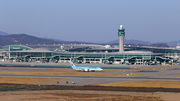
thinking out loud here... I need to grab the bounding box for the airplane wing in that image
[89,67,103,71]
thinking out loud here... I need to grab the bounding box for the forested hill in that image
[0,34,91,46]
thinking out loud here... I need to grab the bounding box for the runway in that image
[0,66,180,86]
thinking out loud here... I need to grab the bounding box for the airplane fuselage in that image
[70,61,103,72]
[72,66,103,72]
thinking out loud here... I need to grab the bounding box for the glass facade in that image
[7,45,179,64]
[10,52,52,58]
[124,46,180,53]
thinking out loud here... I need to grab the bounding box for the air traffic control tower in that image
[118,25,125,53]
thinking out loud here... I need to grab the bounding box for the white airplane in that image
[70,61,103,72]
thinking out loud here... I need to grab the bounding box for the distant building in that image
[0,25,180,65]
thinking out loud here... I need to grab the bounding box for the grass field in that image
[0,67,174,72]
[97,81,180,88]
[0,90,163,101]
[0,71,137,76]
[0,77,68,84]
[0,68,138,72]
[0,68,75,71]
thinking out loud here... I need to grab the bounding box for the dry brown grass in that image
[97,81,180,88]
[0,91,163,101]
[174,76,180,78]
[137,68,173,70]
[0,77,68,84]
[0,68,74,71]
[105,67,174,71]
[0,67,173,72]
[60,94,162,101]
[0,71,137,76]
[0,68,138,72]
[103,69,138,72]
[0,68,141,73]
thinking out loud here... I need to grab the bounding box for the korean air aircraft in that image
[70,61,103,72]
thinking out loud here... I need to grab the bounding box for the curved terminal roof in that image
[3,45,32,50]
[103,45,111,48]
[123,51,153,54]
[55,51,162,56]
[10,48,52,52]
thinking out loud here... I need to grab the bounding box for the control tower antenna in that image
[118,25,125,53]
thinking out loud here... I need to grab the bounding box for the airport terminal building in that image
[1,25,180,65]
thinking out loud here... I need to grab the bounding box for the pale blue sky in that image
[0,0,180,43]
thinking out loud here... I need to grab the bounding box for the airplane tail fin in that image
[70,61,76,68]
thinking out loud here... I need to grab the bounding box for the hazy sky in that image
[0,0,180,43]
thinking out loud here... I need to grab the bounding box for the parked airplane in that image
[70,61,103,72]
